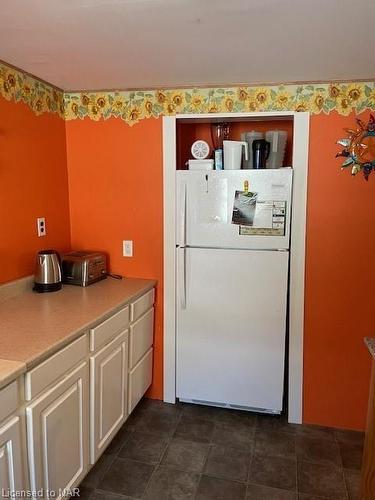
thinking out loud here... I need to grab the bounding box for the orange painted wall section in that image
[0,98,71,283]
[65,117,163,399]
[303,111,375,430]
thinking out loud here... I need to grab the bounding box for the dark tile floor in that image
[78,398,364,500]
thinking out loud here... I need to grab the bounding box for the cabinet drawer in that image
[90,306,130,352]
[130,289,154,323]
[130,308,154,369]
[0,380,19,423]
[128,348,153,413]
[25,334,88,401]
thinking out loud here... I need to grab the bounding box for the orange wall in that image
[65,111,375,429]
[0,97,71,283]
[65,117,163,399]
[303,111,375,430]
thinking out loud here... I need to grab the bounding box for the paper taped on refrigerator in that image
[176,169,292,250]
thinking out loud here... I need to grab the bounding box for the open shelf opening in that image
[176,116,294,171]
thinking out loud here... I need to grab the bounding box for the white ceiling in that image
[1,0,374,91]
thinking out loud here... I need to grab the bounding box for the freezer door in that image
[176,169,292,250]
[176,247,289,413]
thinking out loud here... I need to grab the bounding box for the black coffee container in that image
[252,139,270,169]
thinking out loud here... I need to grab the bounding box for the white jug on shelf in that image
[223,140,248,170]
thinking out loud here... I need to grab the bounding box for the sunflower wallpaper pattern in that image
[2,61,375,125]
[64,82,375,125]
[0,62,64,117]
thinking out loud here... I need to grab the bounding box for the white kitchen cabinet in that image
[90,330,128,463]
[10,285,155,498]
[26,362,89,500]
[0,416,25,497]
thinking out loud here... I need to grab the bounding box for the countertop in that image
[0,277,156,390]
[0,359,25,389]
[365,338,375,359]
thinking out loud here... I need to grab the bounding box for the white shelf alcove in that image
[163,112,309,424]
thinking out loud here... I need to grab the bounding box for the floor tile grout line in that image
[199,471,250,486]
[201,443,213,475]
[245,444,254,485]
[139,461,162,500]
[340,466,351,500]
[246,478,299,496]
[192,472,203,500]
[157,436,172,466]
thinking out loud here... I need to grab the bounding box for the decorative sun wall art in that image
[337,115,375,180]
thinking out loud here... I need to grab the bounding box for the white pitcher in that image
[223,140,249,170]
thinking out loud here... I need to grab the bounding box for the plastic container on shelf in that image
[188,159,214,171]
[265,130,288,169]
[241,131,264,169]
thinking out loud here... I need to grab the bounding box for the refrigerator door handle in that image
[178,248,186,309]
[178,181,187,247]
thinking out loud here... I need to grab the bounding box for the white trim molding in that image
[288,112,309,423]
[163,116,177,403]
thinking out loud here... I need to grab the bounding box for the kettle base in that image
[33,282,62,293]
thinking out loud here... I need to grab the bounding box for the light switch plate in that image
[123,240,133,257]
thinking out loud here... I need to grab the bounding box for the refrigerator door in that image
[176,169,292,250]
[176,247,289,413]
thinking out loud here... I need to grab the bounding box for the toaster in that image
[61,251,107,287]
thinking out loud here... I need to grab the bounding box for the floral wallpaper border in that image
[2,61,375,125]
[0,61,64,117]
[64,82,375,125]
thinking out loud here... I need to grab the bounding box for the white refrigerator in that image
[176,168,293,414]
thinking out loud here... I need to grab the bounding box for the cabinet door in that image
[0,416,25,496]
[129,348,153,413]
[90,331,128,464]
[129,307,154,369]
[26,362,89,500]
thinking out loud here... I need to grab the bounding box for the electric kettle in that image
[34,250,62,293]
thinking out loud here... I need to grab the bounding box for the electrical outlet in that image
[37,217,46,237]
[123,240,133,257]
